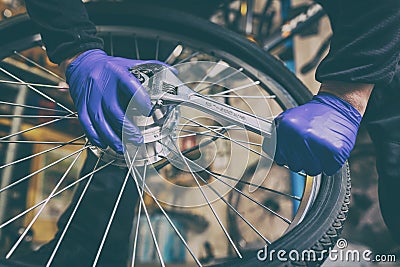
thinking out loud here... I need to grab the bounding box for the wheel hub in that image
[90,63,179,167]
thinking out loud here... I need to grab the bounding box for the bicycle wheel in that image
[0,2,350,266]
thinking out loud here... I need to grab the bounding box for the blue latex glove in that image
[269,92,362,176]
[66,49,165,153]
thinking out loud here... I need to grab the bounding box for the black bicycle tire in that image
[0,3,350,266]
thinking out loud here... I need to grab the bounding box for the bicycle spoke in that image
[6,144,86,259]
[166,139,242,258]
[194,170,271,244]
[132,166,202,266]
[162,139,291,224]
[0,68,74,114]
[110,33,114,56]
[205,95,276,99]
[0,100,69,113]
[208,170,292,224]
[13,51,65,81]
[130,162,147,267]
[196,67,243,94]
[0,113,77,141]
[126,150,166,267]
[153,129,230,172]
[0,140,84,145]
[0,80,68,89]
[178,123,241,130]
[177,132,301,224]
[0,135,85,170]
[177,128,262,147]
[155,37,160,61]
[181,115,272,161]
[92,154,135,267]
[46,156,102,267]
[208,81,260,96]
[175,51,199,64]
[0,84,28,234]
[172,125,300,200]
[192,61,225,92]
[177,124,240,139]
[176,130,226,139]
[210,171,301,201]
[176,129,256,139]
[134,35,140,60]
[161,141,270,244]
[0,160,115,230]
[0,115,77,119]
[0,145,88,194]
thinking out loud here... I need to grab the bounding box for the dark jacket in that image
[25,0,399,86]
[25,0,103,64]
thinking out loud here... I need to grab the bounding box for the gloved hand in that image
[66,49,165,153]
[267,92,362,176]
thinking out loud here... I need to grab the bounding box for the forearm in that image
[319,81,373,116]
[25,0,103,64]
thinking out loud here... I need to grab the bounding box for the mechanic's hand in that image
[66,49,166,153]
[267,92,362,176]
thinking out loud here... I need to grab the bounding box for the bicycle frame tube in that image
[263,3,325,52]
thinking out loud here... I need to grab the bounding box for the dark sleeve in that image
[315,0,400,86]
[24,0,104,64]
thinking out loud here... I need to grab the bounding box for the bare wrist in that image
[319,81,374,116]
[59,52,83,74]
